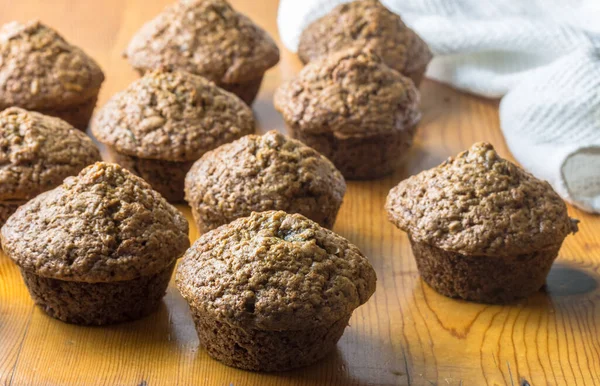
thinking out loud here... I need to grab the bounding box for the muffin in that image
[124,0,280,105]
[0,21,105,130]
[298,0,432,87]
[177,210,376,371]
[0,162,190,325]
[0,108,101,227]
[92,69,255,202]
[386,143,579,304]
[274,48,421,180]
[185,130,346,233]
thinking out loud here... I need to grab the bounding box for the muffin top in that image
[185,130,346,229]
[0,21,104,110]
[177,211,376,330]
[298,0,431,79]
[124,0,280,85]
[386,143,579,256]
[274,49,420,139]
[92,69,254,162]
[0,108,101,202]
[1,162,190,282]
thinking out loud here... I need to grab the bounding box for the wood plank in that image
[1,0,600,385]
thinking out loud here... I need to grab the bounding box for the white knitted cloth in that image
[278,0,600,213]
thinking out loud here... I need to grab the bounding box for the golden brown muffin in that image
[298,0,432,86]
[92,69,255,202]
[124,0,280,105]
[176,211,376,371]
[386,143,579,303]
[1,162,190,325]
[0,108,101,227]
[0,21,105,130]
[185,130,346,233]
[275,48,421,180]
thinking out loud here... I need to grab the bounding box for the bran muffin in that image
[274,48,421,180]
[92,69,255,202]
[124,0,280,105]
[0,108,101,227]
[0,162,190,325]
[0,21,105,130]
[386,143,579,304]
[298,0,432,87]
[185,130,346,233]
[176,211,376,371]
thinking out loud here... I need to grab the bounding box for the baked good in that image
[0,21,105,130]
[298,0,432,86]
[176,210,376,371]
[274,48,421,180]
[386,142,579,303]
[1,162,190,325]
[0,108,101,227]
[184,130,346,233]
[124,0,280,105]
[92,69,255,202]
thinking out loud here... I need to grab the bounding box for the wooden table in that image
[1,1,599,385]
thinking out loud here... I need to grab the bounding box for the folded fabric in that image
[277,0,600,213]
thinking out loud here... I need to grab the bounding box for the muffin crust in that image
[185,130,346,232]
[125,0,279,96]
[0,108,101,226]
[93,69,255,162]
[1,162,190,282]
[177,210,376,330]
[275,49,420,139]
[298,0,431,85]
[386,142,578,257]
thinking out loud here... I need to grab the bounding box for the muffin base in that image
[190,311,351,372]
[405,67,427,88]
[410,238,562,304]
[39,95,99,131]
[190,195,341,235]
[291,126,417,180]
[219,76,264,106]
[107,147,193,203]
[0,200,25,228]
[19,262,175,325]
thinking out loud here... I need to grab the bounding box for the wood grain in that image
[1,0,600,385]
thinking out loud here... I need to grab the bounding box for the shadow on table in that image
[261,331,409,386]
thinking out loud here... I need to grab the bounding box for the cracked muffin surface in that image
[0,107,101,202]
[1,162,190,282]
[274,48,420,139]
[92,69,255,162]
[0,21,104,110]
[185,130,346,231]
[125,0,279,85]
[176,211,376,330]
[386,142,578,256]
[298,0,431,84]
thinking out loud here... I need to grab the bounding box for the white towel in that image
[277,0,600,213]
